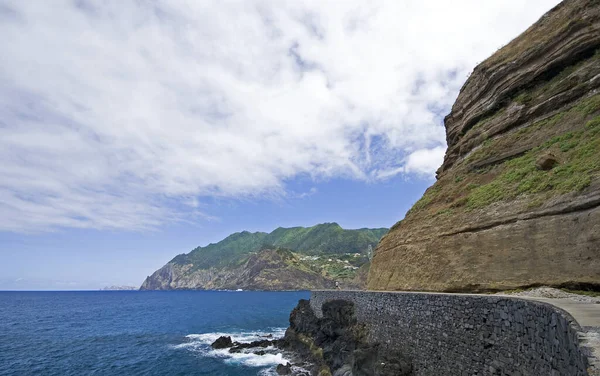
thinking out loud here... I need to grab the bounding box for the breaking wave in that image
[172,328,289,371]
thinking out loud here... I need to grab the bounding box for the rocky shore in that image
[278,299,412,376]
[210,299,412,376]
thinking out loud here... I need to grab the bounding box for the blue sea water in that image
[0,291,309,376]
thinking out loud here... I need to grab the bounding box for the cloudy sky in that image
[0,0,560,289]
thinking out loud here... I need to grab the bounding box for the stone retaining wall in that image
[310,290,589,376]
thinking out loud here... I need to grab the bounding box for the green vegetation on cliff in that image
[171,222,386,270]
[467,97,600,209]
[407,93,600,215]
[369,0,600,292]
[142,223,387,290]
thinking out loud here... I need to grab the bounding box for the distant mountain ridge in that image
[141,223,387,290]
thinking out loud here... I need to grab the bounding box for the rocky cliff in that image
[141,223,386,290]
[141,248,334,291]
[279,299,412,375]
[368,0,600,292]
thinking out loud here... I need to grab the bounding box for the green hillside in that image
[170,223,387,270]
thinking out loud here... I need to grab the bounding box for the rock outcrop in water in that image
[369,0,600,292]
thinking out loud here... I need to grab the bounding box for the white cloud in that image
[404,147,447,176]
[0,0,560,231]
[295,187,318,199]
[374,146,446,179]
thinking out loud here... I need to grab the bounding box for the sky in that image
[0,0,561,290]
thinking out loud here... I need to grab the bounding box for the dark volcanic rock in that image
[280,299,412,376]
[276,362,292,375]
[229,339,275,353]
[211,335,233,349]
[289,299,320,334]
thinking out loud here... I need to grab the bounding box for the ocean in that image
[0,290,309,376]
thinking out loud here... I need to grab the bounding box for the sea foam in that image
[173,327,290,369]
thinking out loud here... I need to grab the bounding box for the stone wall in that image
[310,290,590,376]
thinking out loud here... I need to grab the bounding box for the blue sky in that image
[0,176,430,289]
[0,0,560,289]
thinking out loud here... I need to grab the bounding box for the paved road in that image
[509,296,600,327]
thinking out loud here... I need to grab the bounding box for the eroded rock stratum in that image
[368,0,600,292]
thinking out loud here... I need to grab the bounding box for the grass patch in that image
[465,96,600,209]
[435,208,454,217]
[586,115,600,129]
[405,95,600,215]
[467,182,505,209]
[450,196,468,208]
[407,185,441,214]
[575,95,600,116]
[514,92,533,105]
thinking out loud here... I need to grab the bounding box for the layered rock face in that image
[369,0,600,292]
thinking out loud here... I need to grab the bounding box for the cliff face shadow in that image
[280,299,412,376]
